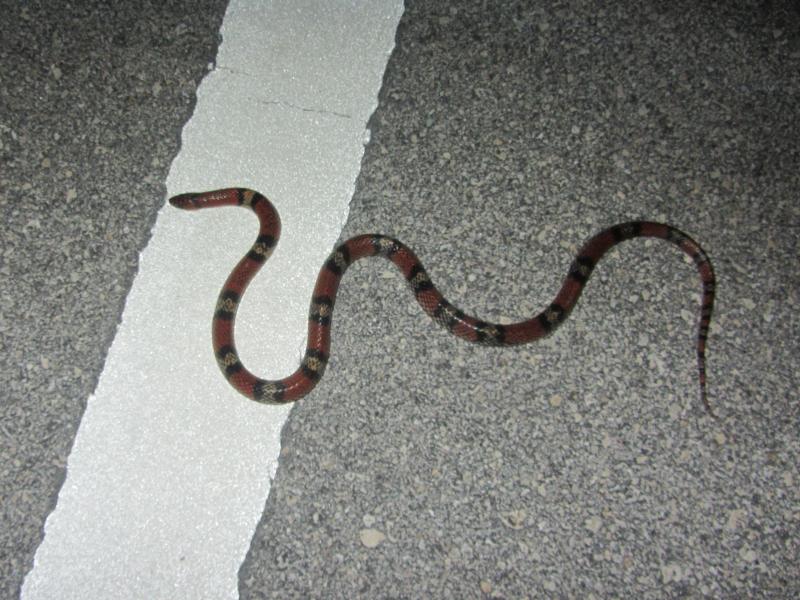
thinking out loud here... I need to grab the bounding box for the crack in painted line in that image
[215,66,352,119]
[257,99,352,119]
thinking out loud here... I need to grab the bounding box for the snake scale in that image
[170,188,716,414]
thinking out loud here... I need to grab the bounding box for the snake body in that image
[170,188,716,414]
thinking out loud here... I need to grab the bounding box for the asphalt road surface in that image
[2,1,799,598]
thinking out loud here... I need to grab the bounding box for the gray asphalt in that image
[3,1,799,598]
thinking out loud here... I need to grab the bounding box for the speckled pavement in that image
[2,1,799,598]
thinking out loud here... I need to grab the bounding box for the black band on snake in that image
[170,188,716,416]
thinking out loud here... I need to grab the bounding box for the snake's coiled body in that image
[170,188,716,413]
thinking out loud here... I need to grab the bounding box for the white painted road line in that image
[22,2,403,598]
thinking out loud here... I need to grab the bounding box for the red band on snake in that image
[170,188,716,415]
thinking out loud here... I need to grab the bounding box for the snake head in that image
[168,192,204,210]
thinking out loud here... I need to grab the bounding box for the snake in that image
[170,188,716,415]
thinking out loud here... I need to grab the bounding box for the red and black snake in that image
[170,188,716,414]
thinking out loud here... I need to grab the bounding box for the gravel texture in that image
[240,1,799,598]
[2,1,799,598]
